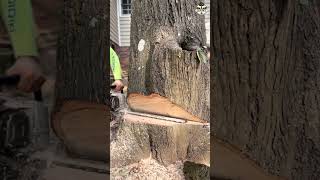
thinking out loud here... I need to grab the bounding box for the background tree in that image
[52,0,109,162]
[127,0,210,122]
[213,0,320,179]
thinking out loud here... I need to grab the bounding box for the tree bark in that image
[128,0,210,122]
[52,0,109,162]
[55,0,108,103]
[111,113,210,168]
[213,0,320,179]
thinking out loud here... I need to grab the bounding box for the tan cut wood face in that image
[127,93,206,123]
[52,101,110,161]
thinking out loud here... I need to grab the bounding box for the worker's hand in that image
[112,80,124,92]
[6,56,45,92]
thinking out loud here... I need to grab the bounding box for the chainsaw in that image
[109,85,209,125]
[0,75,50,179]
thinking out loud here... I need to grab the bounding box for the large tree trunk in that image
[111,113,210,168]
[52,0,109,162]
[213,0,320,179]
[128,0,210,122]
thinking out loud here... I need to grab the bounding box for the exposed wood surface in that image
[128,93,207,123]
[52,100,109,162]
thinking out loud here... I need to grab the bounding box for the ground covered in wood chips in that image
[111,158,185,180]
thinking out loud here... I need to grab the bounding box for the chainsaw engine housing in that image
[0,110,30,150]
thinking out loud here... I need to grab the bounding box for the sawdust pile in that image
[111,159,185,180]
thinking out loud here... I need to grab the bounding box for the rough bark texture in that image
[53,0,109,161]
[55,0,108,104]
[213,0,320,179]
[183,161,210,180]
[111,114,210,168]
[128,0,210,121]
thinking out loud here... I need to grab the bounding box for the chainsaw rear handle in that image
[110,85,124,94]
[0,74,20,86]
[0,75,43,101]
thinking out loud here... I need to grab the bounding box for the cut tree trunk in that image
[213,0,320,179]
[128,0,210,122]
[110,113,210,168]
[52,0,108,162]
[128,93,206,123]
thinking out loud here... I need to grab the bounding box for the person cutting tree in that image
[0,0,45,92]
[1,0,123,93]
[110,47,124,92]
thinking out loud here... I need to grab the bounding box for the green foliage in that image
[196,47,208,64]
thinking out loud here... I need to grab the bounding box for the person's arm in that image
[110,47,122,80]
[0,0,38,58]
[0,0,44,93]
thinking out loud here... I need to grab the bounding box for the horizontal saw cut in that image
[52,100,109,162]
[111,113,210,168]
[127,93,206,123]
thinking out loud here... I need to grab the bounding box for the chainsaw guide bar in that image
[124,110,210,127]
[124,110,187,123]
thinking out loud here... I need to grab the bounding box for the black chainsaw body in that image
[0,110,30,150]
[0,75,40,179]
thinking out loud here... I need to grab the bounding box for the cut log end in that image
[127,93,207,123]
[52,100,109,162]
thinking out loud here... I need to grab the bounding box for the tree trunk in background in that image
[128,0,210,122]
[214,0,320,179]
[53,0,109,161]
[55,0,108,103]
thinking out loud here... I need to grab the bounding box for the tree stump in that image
[128,0,210,122]
[111,113,210,168]
[52,0,108,162]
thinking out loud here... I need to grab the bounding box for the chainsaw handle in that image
[34,90,43,101]
[110,85,124,94]
[0,74,20,85]
[0,75,43,102]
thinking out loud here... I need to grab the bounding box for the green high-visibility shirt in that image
[110,47,122,80]
[1,1,122,80]
[0,0,38,58]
